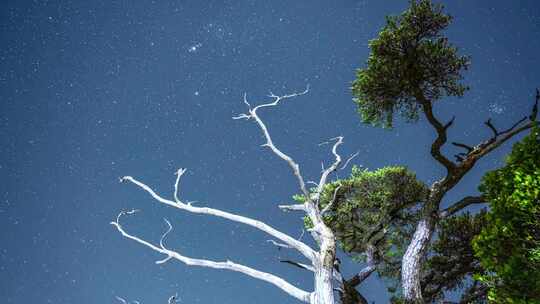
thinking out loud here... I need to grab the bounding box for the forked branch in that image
[416,91,457,173]
[114,87,348,304]
[233,86,347,243]
[233,86,311,199]
[119,174,316,262]
[314,137,344,203]
[111,211,311,303]
[452,90,538,168]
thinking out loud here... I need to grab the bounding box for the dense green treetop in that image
[473,127,540,303]
[352,0,469,128]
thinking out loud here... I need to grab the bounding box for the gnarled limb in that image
[439,195,485,218]
[314,137,344,203]
[119,174,317,262]
[460,119,536,167]
[348,245,378,288]
[278,204,307,212]
[111,211,311,303]
[416,91,457,173]
[402,89,539,303]
[233,86,311,199]
[115,88,351,304]
[452,91,538,169]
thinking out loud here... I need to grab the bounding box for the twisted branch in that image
[233,86,311,199]
[439,195,486,218]
[119,174,316,262]
[111,211,311,303]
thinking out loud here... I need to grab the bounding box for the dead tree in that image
[111,87,357,304]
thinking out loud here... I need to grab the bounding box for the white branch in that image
[115,86,344,304]
[233,86,311,199]
[120,175,316,262]
[115,296,128,304]
[278,204,307,212]
[340,151,359,171]
[111,212,311,303]
[173,168,187,204]
[168,293,179,304]
[232,87,343,248]
[313,137,344,202]
[281,259,315,272]
[267,239,292,249]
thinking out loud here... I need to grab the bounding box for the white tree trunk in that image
[311,228,336,304]
[313,267,335,304]
[401,216,435,303]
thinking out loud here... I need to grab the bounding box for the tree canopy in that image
[473,126,540,303]
[352,0,469,128]
[315,166,427,257]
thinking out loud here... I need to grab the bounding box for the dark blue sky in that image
[1,1,539,303]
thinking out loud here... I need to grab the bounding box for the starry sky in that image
[1,1,540,303]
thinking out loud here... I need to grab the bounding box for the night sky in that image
[1,1,540,303]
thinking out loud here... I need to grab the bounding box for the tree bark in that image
[311,226,337,304]
[401,216,435,303]
[400,91,538,303]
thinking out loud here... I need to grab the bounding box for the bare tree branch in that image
[340,151,360,171]
[115,87,345,304]
[280,260,315,272]
[115,296,128,304]
[168,293,180,304]
[313,137,344,203]
[347,245,378,288]
[500,116,528,134]
[439,195,486,218]
[416,91,457,173]
[278,204,307,212]
[119,175,316,262]
[232,88,343,288]
[233,86,311,199]
[173,168,187,204]
[532,89,539,121]
[451,142,473,153]
[484,118,499,137]
[267,239,292,250]
[111,212,311,303]
[462,120,535,166]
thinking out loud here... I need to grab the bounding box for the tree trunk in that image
[311,228,337,304]
[401,216,435,304]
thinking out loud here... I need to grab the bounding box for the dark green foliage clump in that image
[298,166,428,274]
[352,0,469,128]
[473,127,540,303]
[320,166,428,254]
